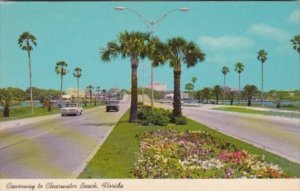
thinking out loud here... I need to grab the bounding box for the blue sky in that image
[0,1,299,92]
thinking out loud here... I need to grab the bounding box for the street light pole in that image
[115,6,189,109]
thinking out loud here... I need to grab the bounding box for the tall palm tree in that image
[166,37,205,117]
[146,36,167,110]
[55,61,68,107]
[234,62,244,104]
[257,49,268,107]
[191,76,197,100]
[73,67,82,104]
[221,66,229,105]
[212,85,222,104]
[18,32,37,114]
[291,35,300,90]
[86,85,94,106]
[243,84,258,106]
[96,86,101,104]
[101,31,149,123]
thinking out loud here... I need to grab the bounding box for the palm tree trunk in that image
[261,62,264,107]
[90,90,92,106]
[248,97,251,106]
[238,73,241,105]
[60,74,63,107]
[129,57,138,123]
[223,74,226,105]
[173,69,182,117]
[77,78,79,105]
[27,50,34,114]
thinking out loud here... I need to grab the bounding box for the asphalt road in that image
[182,105,300,164]
[0,96,130,178]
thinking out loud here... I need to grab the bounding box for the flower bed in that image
[132,130,288,178]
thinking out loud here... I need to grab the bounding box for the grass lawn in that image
[214,107,300,118]
[79,110,300,178]
[0,104,100,122]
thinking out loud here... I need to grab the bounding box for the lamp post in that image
[115,6,189,109]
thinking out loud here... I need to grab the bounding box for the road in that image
[0,96,130,178]
[182,105,300,164]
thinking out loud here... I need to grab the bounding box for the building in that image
[146,82,167,91]
[66,88,85,98]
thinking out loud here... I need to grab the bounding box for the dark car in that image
[106,100,119,112]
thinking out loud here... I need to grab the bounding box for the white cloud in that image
[289,9,300,24]
[248,23,290,41]
[199,36,254,50]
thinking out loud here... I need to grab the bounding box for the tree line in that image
[13,30,300,123]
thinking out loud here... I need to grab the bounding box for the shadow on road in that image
[85,122,116,127]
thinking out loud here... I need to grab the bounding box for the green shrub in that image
[137,108,169,126]
[174,116,188,125]
[170,115,188,125]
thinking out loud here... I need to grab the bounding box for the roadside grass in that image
[79,110,300,178]
[0,104,101,122]
[214,106,300,118]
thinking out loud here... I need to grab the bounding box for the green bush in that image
[137,106,187,126]
[137,108,169,126]
[170,115,188,125]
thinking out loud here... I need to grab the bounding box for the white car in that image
[60,103,83,116]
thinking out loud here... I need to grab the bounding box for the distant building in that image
[163,92,189,99]
[146,82,167,91]
[66,88,85,98]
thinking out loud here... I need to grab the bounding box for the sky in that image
[0,1,299,92]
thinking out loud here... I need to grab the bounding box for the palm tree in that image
[234,62,244,104]
[291,35,300,90]
[18,32,37,114]
[201,87,211,103]
[243,84,258,106]
[96,86,101,104]
[101,31,149,122]
[146,36,167,110]
[228,90,235,105]
[86,85,94,106]
[191,76,197,100]
[257,49,268,107]
[185,83,194,99]
[221,66,229,105]
[212,85,222,104]
[55,61,68,107]
[166,37,205,117]
[73,67,82,104]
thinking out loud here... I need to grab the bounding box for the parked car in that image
[60,103,83,116]
[106,100,119,112]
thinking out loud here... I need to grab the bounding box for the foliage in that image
[137,106,188,126]
[212,85,222,104]
[138,109,169,126]
[132,130,288,178]
[257,49,268,64]
[222,66,229,75]
[291,34,300,53]
[170,115,188,125]
[242,84,259,106]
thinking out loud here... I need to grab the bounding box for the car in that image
[106,100,119,112]
[60,103,83,116]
